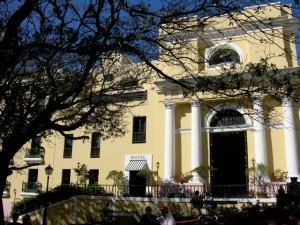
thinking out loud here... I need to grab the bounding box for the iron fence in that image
[22,181,42,193]
[74,182,286,198]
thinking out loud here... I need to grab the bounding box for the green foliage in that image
[245,162,268,193]
[137,169,159,185]
[171,171,193,183]
[106,170,124,185]
[10,185,84,216]
[168,203,184,219]
[74,163,90,185]
[271,168,288,181]
[10,184,109,216]
[245,162,267,182]
[192,165,216,183]
[137,169,156,179]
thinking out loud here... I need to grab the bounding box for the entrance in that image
[210,132,247,197]
[129,171,146,197]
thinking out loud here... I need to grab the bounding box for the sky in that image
[126,0,300,63]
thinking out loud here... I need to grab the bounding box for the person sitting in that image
[190,190,204,215]
[139,206,160,225]
[157,205,175,225]
[101,202,113,222]
[203,192,214,214]
[8,213,21,225]
[21,215,32,225]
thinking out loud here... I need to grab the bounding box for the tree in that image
[106,170,125,195]
[192,165,216,185]
[1,0,300,224]
[246,162,268,196]
[73,163,90,185]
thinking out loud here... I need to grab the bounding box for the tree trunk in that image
[0,153,12,225]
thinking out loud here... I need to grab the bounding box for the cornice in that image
[159,16,298,44]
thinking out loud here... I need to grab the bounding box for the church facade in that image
[3,2,300,215]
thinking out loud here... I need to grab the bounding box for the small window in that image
[30,136,41,156]
[27,169,38,190]
[61,169,71,185]
[63,134,73,158]
[89,170,99,184]
[90,133,100,158]
[209,48,240,66]
[132,117,146,143]
[104,73,113,82]
[120,75,138,87]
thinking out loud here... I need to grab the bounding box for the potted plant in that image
[137,169,158,196]
[171,171,193,183]
[246,162,268,196]
[74,162,90,185]
[271,169,288,182]
[106,170,125,195]
[192,165,216,186]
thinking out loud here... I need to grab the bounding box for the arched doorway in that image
[209,109,248,197]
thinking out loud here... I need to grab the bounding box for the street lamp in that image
[251,159,256,198]
[156,162,160,198]
[43,164,53,225]
[13,189,16,205]
[77,162,80,185]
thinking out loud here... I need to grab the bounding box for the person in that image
[190,190,204,215]
[179,181,186,198]
[203,192,214,213]
[157,205,175,225]
[102,201,112,211]
[276,185,286,209]
[21,215,32,225]
[8,213,21,225]
[139,206,160,225]
[191,190,203,202]
[102,202,113,218]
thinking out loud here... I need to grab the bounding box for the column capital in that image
[190,101,201,107]
[251,95,264,101]
[164,101,176,109]
[282,96,292,106]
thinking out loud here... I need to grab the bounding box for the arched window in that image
[208,48,240,66]
[120,75,138,87]
[210,110,246,127]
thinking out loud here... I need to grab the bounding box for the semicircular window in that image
[120,75,138,87]
[208,48,240,66]
[210,109,246,127]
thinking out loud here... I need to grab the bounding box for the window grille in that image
[210,110,246,127]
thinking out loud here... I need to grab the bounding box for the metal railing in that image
[63,148,72,158]
[74,182,286,198]
[22,182,42,193]
[132,132,146,143]
[90,147,100,157]
[25,148,43,158]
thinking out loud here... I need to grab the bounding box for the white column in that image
[253,96,268,166]
[164,102,176,181]
[282,97,300,179]
[191,101,202,182]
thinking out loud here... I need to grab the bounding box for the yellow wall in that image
[4,3,299,214]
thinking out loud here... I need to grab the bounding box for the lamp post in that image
[156,162,160,198]
[43,164,53,225]
[77,162,80,185]
[13,189,16,205]
[252,159,256,198]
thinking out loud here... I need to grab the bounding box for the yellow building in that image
[3,2,300,218]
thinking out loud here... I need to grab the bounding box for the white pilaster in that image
[282,97,300,179]
[253,96,268,166]
[164,102,176,181]
[191,101,202,182]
